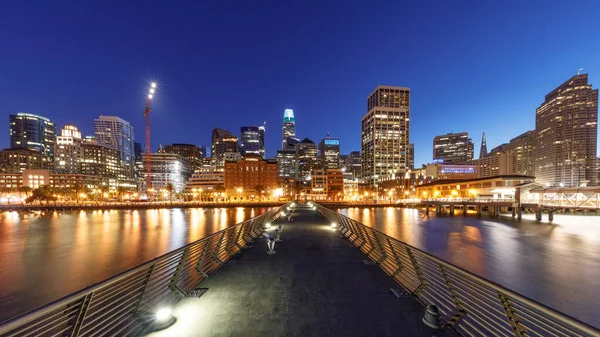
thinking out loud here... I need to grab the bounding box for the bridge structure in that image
[0,202,598,336]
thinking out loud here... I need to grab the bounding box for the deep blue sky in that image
[1,1,599,166]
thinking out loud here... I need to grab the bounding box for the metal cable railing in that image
[0,204,288,337]
[314,203,600,337]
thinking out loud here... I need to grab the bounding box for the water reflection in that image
[0,207,266,322]
[338,207,600,328]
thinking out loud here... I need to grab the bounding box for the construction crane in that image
[144,82,157,196]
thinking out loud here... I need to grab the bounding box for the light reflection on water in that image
[338,207,600,328]
[0,207,267,322]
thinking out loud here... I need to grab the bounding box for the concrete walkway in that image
[146,207,458,337]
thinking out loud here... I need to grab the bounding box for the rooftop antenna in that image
[578,68,584,75]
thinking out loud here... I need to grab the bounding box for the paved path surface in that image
[147,207,458,337]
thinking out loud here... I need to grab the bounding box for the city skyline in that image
[2,2,600,166]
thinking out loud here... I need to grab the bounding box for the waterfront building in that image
[94,116,135,178]
[416,175,535,200]
[326,168,344,199]
[425,164,478,180]
[318,136,340,170]
[295,138,318,181]
[534,73,598,186]
[310,169,327,200]
[343,151,362,180]
[433,132,474,164]
[54,125,83,174]
[282,109,296,149]
[240,126,262,157]
[466,151,516,178]
[479,132,487,158]
[211,128,239,168]
[361,85,411,186]
[9,112,56,169]
[0,173,23,191]
[163,143,203,171]
[276,150,296,178]
[487,131,535,176]
[223,155,278,199]
[0,148,43,173]
[278,177,296,199]
[185,166,224,194]
[142,152,192,193]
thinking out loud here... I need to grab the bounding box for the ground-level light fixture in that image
[422,304,442,329]
[265,222,271,229]
[153,307,176,330]
[331,222,337,229]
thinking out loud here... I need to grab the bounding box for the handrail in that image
[0,204,289,336]
[313,202,600,337]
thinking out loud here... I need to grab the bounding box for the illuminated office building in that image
[258,124,266,159]
[94,115,135,178]
[318,136,340,170]
[276,150,296,178]
[295,138,318,181]
[81,138,122,178]
[343,151,362,180]
[0,148,43,173]
[433,132,474,164]
[282,109,296,149]
[224,155,278,197]
[240,126,261,157]
[9,112,56,169]
[143,152,192,193]
[361,86,410,185]
[55,125,83,174]
[164,143,203,171]
[211,128,239,168]
[534,74,598,186]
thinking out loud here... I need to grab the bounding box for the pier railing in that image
[314,203,600,337]
[0,205,288,337]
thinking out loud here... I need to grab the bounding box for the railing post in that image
[406,247,426,295]
[498,292,529,337]
[386,238,403,276]
[69,292,94,337]
[439,264,467,327]
[134,264,155,312]
[232,224,245,251]
[372,232,387,264]
[213,231,227,265]
[169,248,190,295]
[195,241,210,277]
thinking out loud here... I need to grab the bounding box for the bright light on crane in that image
[144,81,158,196]
[148,94,153,99]
[149,88,155,94]
[151,82,157,88]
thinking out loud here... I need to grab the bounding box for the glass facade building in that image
[318,137,340,170]
[9,112,56,169]
[211,128,239,168]
[282,109,296,149]
[432,132,474,165]
[240,126,261,157]
[93,115,135,179]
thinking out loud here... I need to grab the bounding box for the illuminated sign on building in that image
[440,167,475,174]
[324,139,339,146]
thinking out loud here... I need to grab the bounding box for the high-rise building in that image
[506,131,535,177]
[479,132,487,159]
[276,150,296,178]
[163,143,203,171]
[343,151,362,180]
[295,138,318,181]
[211,128,239,168]
[240,126,261,157]
[318,136,340,170]
[54,125,83,174]
[534,74,598,186]
[9,112,56,169]
[93,116,135,178]
[284,136,300,151]
[432,132,474,164]
[142,152,192,193]
[258,124,266,159]
[197,145,207,159]
[465,151,516,178]
[81,138,122,179]
[408,143,415,170]
[0,148,43,173]
[361,85,410,186]
[282,109,296,149]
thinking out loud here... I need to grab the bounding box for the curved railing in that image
[0,204,288,337]
[314,203,600,337]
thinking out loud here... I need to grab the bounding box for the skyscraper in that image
[9,112,56,169]
[258,123,266,159]
[282,109,296,149]
[211,128,239,168]
[240,126,261,157]
[361,85,410,185]
[295,138,318,181]
[163,143,203,171]
[534,74,598,186]
[432,132,474,164]
[55,125,83,173]
[479,132,487,158]
[94,115,135,178]
[318,135,340,170]
[276,150,296,178]
[343,151,362,180]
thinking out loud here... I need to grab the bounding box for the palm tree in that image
[165,183,174,204]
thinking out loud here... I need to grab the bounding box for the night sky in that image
[1,1,599,166]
